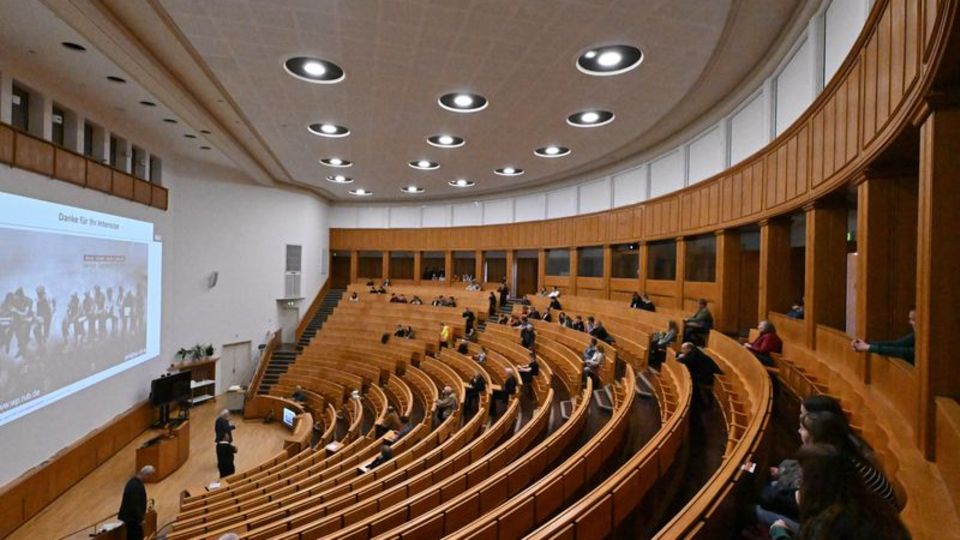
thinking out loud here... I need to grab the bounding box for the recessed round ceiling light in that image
[495,167,525,176]
[321,157,353,168]
[449,179,476,187]
[283,56,345,84]
[107,76,127,84]
[535,145,571,158]
[326,174,354,184]
[200,129,211,134]
[139,100,156,107]
[409,159,439,170]
[567,109,615,128]
[349,188,373,196]
[577,45,643,76]
[62,42,87,52]
[438,92,488,113]
[184,134,197,139]
[308,123,350,137]
[427,134,465,148]
[401,185,425,194]
[200,146,211,150]
[163,118,178,123]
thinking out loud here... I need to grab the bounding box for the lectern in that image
[135,420,190,482]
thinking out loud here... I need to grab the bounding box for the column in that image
[804,202,848,347]
[349,251,358,285]
[381,252,390,281]
[506,250,515,294]
[90,124,109,164]
[715,229,742,334]
[475,250,483,283]
[537,250,546,291]
[0,72,12,124]
[602,244,612,299]
[758,218,793,324]
[444,251,453,288]
[855,172,918,376]
[675,237,686,310]
[638,242,648,294]
[569,248,579,295]
[63,110,84,153]
[413,252,422,285]
[27,90,52,140]
[915,103,960,457]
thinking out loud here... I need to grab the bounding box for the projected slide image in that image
[0,230,148,417]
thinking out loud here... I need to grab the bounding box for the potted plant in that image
[191,344,205,362]
[176,347,190,362]
[205,344,215,357]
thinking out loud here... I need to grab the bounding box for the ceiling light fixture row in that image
[427,134,465,148]
[409,159,440,170]
[326,175,353,184]
[577,44,643,76]
[438,92,488,113]
[308,122,350,137]
[401,185,425,194]
[449,179,475,188]
[495,167,524,176]
[535,145,571,158]
[350,189,373,196]
[321,157,353,168]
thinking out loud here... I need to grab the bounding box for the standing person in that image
[497,280,510,308]
[464,372,486,416]
[118,465,154,540]
[439,323,452,349]
[462,307,476,334]
[216,439,238,477]
[215,409,235,443]
[676,342,723,415]
[649,321,679,370]
[488,292,497,318]
[520,320,536,350]
[490,368,517,417]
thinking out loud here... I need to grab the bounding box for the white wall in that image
[0,160,330,486]
[329,0,871,228]
[824,0,869,83]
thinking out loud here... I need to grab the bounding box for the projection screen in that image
[0,191,162,426]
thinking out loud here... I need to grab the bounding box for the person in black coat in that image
[519,352,540,389]
[497,281,509,307]
[118,466,154,540]
[215,409,234,442]
[464,372,486,416]
[676,342,723,414]
[216,440,238,477]
[520,322,536,350]
[491,368,517,417]
[462,308,476,333]
[488,292,497,317]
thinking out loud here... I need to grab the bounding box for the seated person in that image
[369,286,379,294]
[456,337,470,355]
[538,287,548,296]
[366,444,393,471]
[464,372,486,415]
[431,296,444,306]
[446,296,457,308]
[649,320,679,369]
[410,295,423,305]
[472,346,487,363]
[389,293,401,303]
[572,315,586,332]
[528,307,541,320]
[365,280,375,287]
[464,327,477,342]
[745,320,783,366]
[589,320,614,345]
[403,325,415,339]
[382,279,391,287]
[582,343,605,389]
[291,385,307,403]
[630,291,643,309]
[557,312,568,326]
[518,351,540,386]
[582,338,598,362]
[375,404,404,437]
[676,342,722,413]
[683,299,714,344]
[520,320,536,349]
[785,298,804,319]
[549,296,562,310]
[396,294,408,303]
[640,293,656,312]
[508,315,522,328]
[548,286,561,299]
[385,416,412,445]
[466,280,481,291]
[432,386,458,426]
[541,308,553,323]
[490,368,517,417]
[376,286,387,294]
[393,324,407,338]
[348,292,360,303]
[851,308,915,364]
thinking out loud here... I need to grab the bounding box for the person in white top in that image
[582,344,605,389]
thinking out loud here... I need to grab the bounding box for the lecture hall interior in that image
[0,0,958,538]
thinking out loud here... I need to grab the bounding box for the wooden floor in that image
[9,396,290,540]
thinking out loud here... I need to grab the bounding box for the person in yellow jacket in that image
[439,323,452,349]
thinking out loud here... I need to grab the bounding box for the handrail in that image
[246,329,281,402]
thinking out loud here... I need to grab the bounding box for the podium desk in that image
[136,420,189,482]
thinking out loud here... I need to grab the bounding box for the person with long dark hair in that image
[769,443,909,539]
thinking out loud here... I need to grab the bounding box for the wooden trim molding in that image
[0,401,155,538]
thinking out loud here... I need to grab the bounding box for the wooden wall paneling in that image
[0,123,14,164]
[53,148,86,186]
[750,160,765,214]
[758,219,794,326]
[414,251,422,284]
[569,248,579,295]
[812,107,825,186]
[922,0,939,60]
[131,178,152,207]
[804,203,849,346]
[108,171,129,200]
[150,185,168,210]
[863,26,879,146]
[445,251,453,287]
[765,146,780,209]
[877,5,892,127]
[890,0,906,106]
[715,230,741,333]
[638,242,648,295]
[683,282,719,313]
[935,397,960,491]
[915,105,960,457]
[349,251,359,284]
[824,95,838,180]
[537,250,546,291]
[506,250,515,290]
[846,63,862,164]
[475,250,483,281]
[855,173,918,370]
[645,280,678,309]
[903,0,919,92]
[13,132,55,177]
[602,244,613,298]
[675,238,686,308]
[86,162,112,193]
